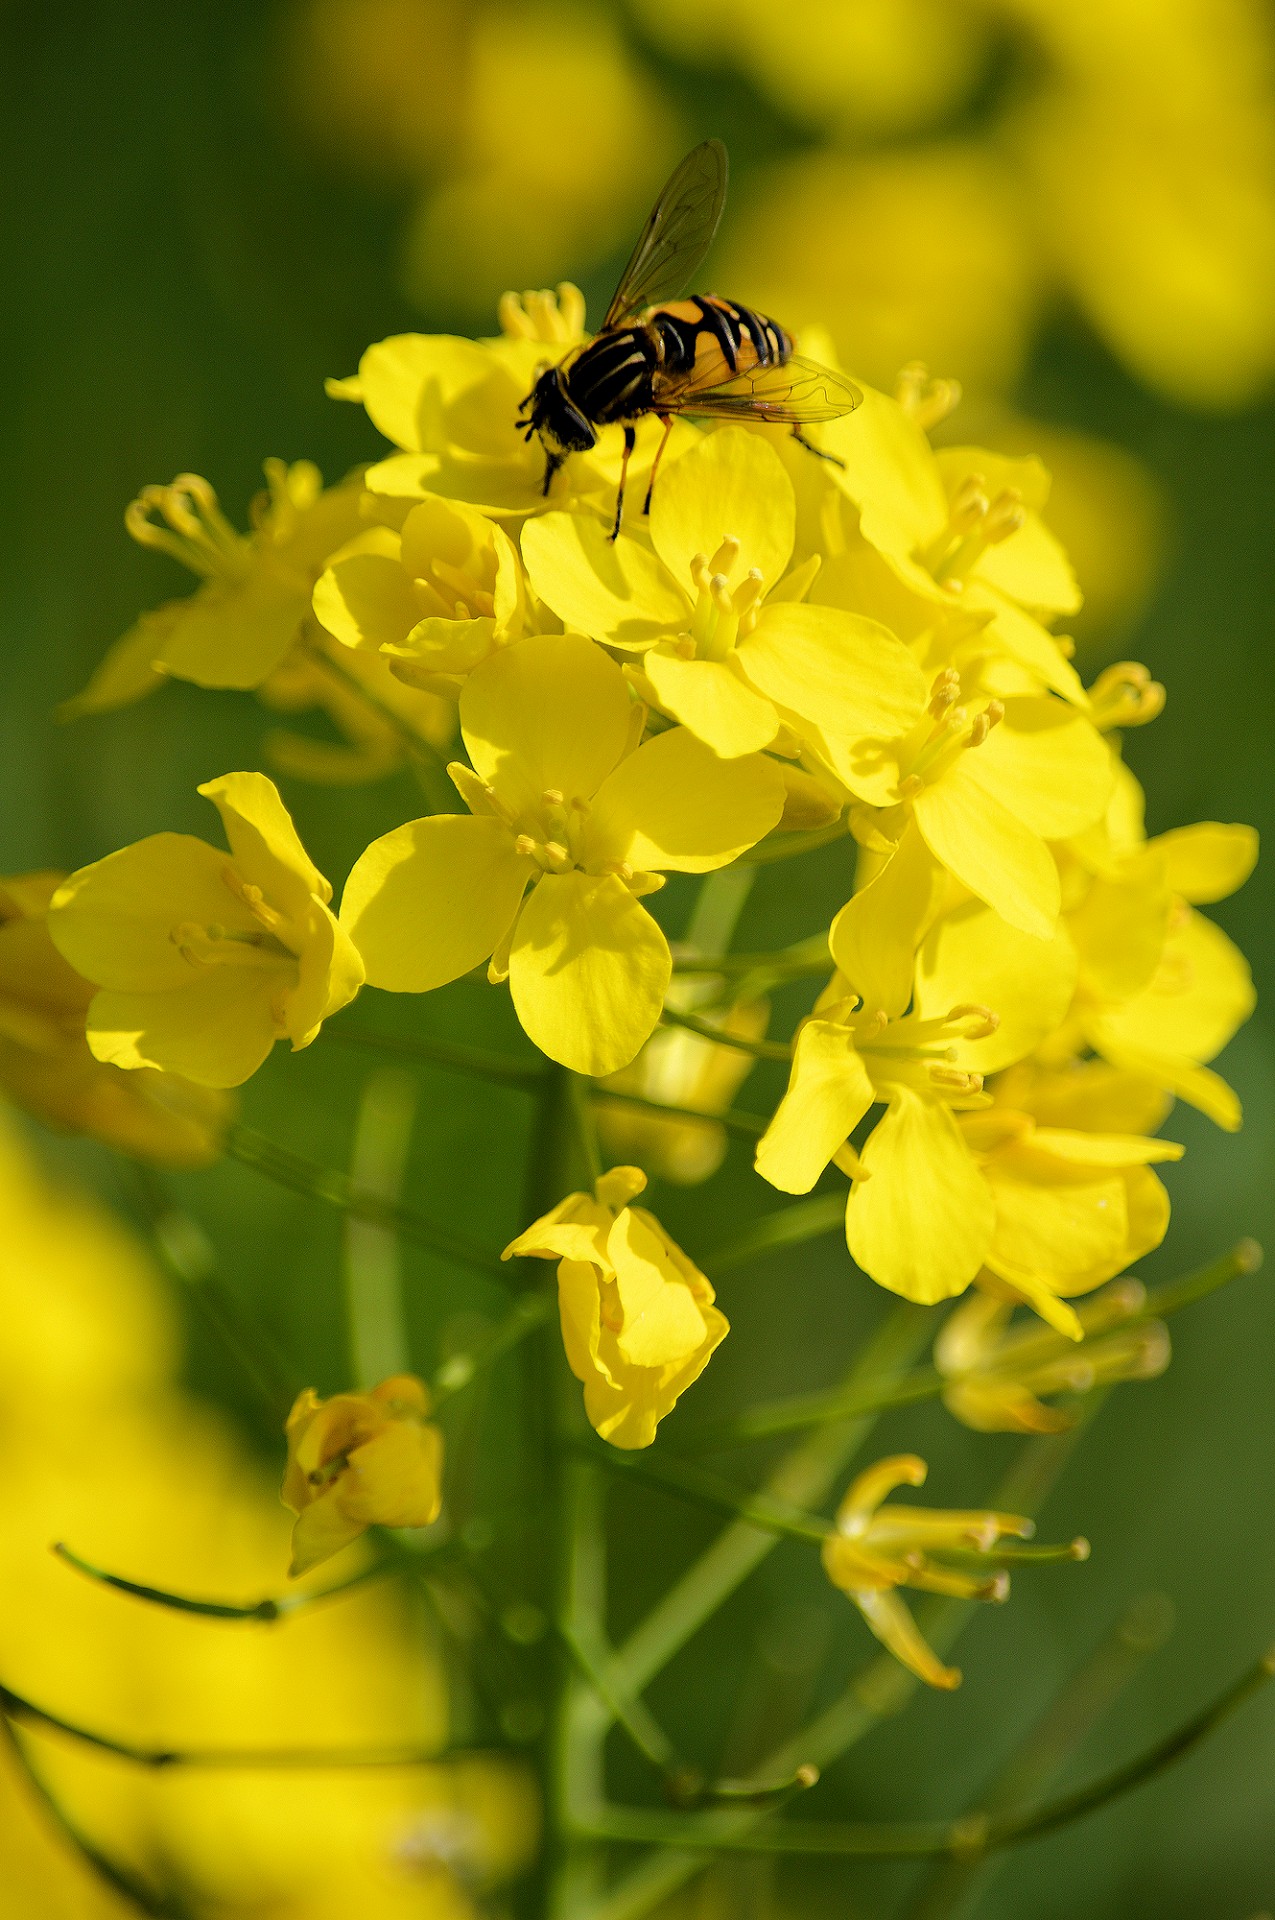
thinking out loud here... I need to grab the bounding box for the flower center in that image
[674,537,765,663]
[411,553,497,624]
[921,471,1025,592]
[512,789,594,876]
[894,670,1004,798]
[853,1001,999,1100]
[170,866,300,972]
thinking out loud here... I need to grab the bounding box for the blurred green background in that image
[2,2,1274,1915]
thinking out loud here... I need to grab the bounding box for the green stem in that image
[580,1443,832,1545]
[604,1302,932,1707]
[432,1291,556,1406]
[0,1714,179,1917]
[689,1236,1265,1444]
[590,1087,768,1143]
[51,1542,392,1623]
[902,1591,1174,1920]
[0,1682,500,1770]
[325,1017,547,1090]
[701,1192,845,1278]
[344,1067,416,1386]
[659,1007,792,1063]
[224,1124,507,1282]
[575,1633,1275,1852]
[735,819,851,865]
[670,934,829,981]
[301,639,456,812]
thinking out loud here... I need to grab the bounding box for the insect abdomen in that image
[648,296,792,382]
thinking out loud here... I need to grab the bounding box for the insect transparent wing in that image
[601,140,729,331]
[658,354,864,423]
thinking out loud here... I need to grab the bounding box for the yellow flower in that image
[282,1373,444,1576]
[959,1105,1181,1337]
[312,494,526,695]
[63,463,364,714]
[1057,812,1258,1129]
[757,898,1076,1303]
[935,1280,1170,1434]
[328,294,670,520]
[821,1454,1034,1690]
[522,426,929,764]
[596,995,768,1186]
[0,872,230,1164]
[503,1166,727,1448]
[340,633,784,1075]
[815,376,1096,704]
[48,773,364,1088]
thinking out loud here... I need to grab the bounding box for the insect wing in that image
[659,354,863,424]
[601,140,729,331]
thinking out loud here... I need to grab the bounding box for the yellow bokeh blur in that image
[0,1116,535,1916]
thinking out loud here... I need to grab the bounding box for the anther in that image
[947,1003,1000,1040]
[708,535,741,576]
[928,669,960,717]
[542,788,565,807]
[689,552,711,596]
[514,834,537,857]
[983,488,1025,545]
[676,635,696,659]
[543,841,569,865]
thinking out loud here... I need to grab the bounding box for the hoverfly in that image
[517,139,862,539]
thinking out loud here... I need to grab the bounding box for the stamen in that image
[895,361,962,431]
[1087,661,1167,731]
[542,789,565,807]
[946,1003,1000,1040]
[708,535,741,576]
[515,834,537,858]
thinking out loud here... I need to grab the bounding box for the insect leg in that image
[643,414,675,515]
[610,424,637,542]
[791,426,845,470]
[542,448,566,497]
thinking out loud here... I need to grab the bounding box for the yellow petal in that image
[650,427,796,594]
[312,528,417,652]
[85,970,281,1089]
[58,606,174,719]
[287,899,365,1046]
[1101,907,1255,1067]
[521,513,689,646]
[586,727,785,873]
[913,766,1060,939]
[642,647,779,757]
[357,333,492,451]
[339,1421,443,1528]
[508,872,670,1075]
[848,1586,961,1691]
[1151,822,1259,904]
[461,632,631,815]
[288,1492,367,1578]
[157,571,305,690]
[607,1208,708,1368]
[829,827,943,1018]
[49,835,256,992]
[199,771,330,914]
[847,1091,993,1304]
[984,1154,1131,1291]
[964,697,1114,839]
[737,603,928,744]
[831,384,949,562]
[1067,855,1170,1000]
[755,1021,874,1194]
[340,814,528,992]
[914,901,1077,1073]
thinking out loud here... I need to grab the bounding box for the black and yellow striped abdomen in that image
[560,294,794,428]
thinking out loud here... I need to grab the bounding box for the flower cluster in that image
[51,290,1255,1670]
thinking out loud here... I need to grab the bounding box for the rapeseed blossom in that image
[340,633,783,1074]
[48,773,364,1087]
[821,1454,1037,1689]
[0,871,229,1164]
[505,1167,726,1447]
[282,1374,444,1575]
